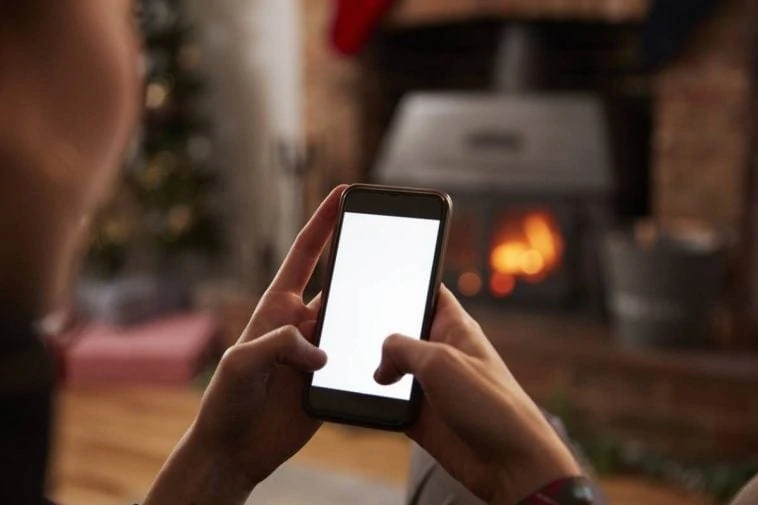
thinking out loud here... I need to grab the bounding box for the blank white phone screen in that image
[313,212,441,400]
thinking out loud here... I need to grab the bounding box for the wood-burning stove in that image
[373,93,615,312]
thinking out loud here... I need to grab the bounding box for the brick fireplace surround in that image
[297,0,758,461]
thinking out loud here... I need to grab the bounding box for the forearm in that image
[143,426,255,505]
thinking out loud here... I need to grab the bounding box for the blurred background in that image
[50,0,758,504]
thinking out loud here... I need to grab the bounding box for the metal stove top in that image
[374,93,614,199]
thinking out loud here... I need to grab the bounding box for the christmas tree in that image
[88,0,221,277]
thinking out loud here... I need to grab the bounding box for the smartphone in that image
[303,184,452,430]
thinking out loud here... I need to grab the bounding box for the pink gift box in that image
[66,312,219,386]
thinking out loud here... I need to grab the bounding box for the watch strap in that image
[518,476,595,505]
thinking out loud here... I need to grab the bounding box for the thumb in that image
[374,334,433,386]
[223,325,327,380]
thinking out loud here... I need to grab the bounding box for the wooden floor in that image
[51,387,716,505]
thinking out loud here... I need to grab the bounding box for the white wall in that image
[190,0,303,290]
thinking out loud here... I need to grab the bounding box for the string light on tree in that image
[146,81,170,110]
[168,205,194,236]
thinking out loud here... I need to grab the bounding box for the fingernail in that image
[309,346,328,368]
[373,367,384,384]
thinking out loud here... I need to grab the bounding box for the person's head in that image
[0,1,143,315]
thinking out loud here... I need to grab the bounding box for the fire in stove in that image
[488,210,564,297]
[375,93,613,310]
[454,209,566,299]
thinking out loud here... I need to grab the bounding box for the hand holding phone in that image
[304,184,452,429]
[145,186,348,505]
[375,286,584,505]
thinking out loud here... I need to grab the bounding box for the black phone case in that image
[302,184,452,431]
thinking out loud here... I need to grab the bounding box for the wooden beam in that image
[386,0,651,27]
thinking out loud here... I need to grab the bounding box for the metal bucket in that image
[602,225,726,348]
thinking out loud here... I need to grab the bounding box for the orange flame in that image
[489,211,564,291]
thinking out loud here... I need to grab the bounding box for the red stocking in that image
[331,0,398,55]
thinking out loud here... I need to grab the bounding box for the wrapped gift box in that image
[43,322,88,381]
[66,312,219,386]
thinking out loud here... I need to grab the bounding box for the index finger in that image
[431,285,491,355]
[270,185,348,295]
[435,284,466,316]
[432,284,474,333]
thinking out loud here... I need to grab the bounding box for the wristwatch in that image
[518,476,595,505]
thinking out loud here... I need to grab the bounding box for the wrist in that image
[186,424,261,493]
[490,435,583,505]
[144,425,257,505]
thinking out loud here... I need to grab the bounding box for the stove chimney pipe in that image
[493,24,546,93]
